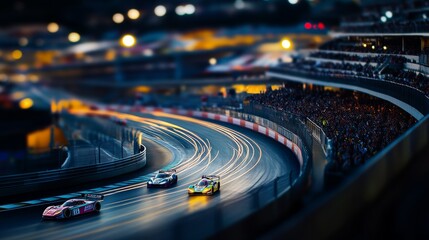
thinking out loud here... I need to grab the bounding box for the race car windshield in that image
[155,173,169,178]
[197,179,209,186]
[62,201,79,206]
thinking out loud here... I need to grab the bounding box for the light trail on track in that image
[0,109,299,240]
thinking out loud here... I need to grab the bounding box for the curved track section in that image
[0,110,299,240]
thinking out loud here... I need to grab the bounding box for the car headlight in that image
[202,187,212,193]
[54,209,63,215]
[148,180,152,184]
[188,187,194,193]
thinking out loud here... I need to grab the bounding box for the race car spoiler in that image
[202,175,220,181]
[81,193,104,201]
[159,169,176,174]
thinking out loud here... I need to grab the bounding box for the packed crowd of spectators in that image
[342,0,429,24]
[282,58,377,78]
[320,39,422,56]
[338,0,429,33]
[383,68,429,95]
[337,21,429,34]
[279,56,429,96]
[246,87,416,174]
[309,51,408,64]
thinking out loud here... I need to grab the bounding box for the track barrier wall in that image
[0,113,146,198]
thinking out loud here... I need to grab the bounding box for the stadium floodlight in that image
[68,32,80,43]
[281,39,292,49]
[113,13,124,23]
[120,34,137,48]
[154,5,167,17]
[128,9,140,20]
[47,22,59,33]
[209,58,217,65]
[385,11,393,18]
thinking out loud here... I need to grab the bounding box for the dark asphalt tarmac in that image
[0,111,299,240]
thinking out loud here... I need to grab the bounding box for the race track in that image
[0,110,299,239]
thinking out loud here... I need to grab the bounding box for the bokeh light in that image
[120,34,137,48]
[281,39,292,49]
[68,32,81,43]
[154,5,167,17]
[128,9,140,20]
[47,22,59,33]
[209,58,217,65]
[113,13,124,23]
[19,98,33,109]
[12,50,23,60]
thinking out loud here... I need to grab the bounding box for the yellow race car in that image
[188,175,220,196]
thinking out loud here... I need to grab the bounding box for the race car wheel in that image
[175,176,178,184]
[218,182,220,191]
[63,208,71,218]
[94,202,101,212]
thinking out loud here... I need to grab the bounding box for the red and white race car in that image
[42,194,104,220]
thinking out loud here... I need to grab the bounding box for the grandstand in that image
[264,0,429,183]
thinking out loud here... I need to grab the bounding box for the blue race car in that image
[147,169,178,188]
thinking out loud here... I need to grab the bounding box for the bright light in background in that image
[184,4,195,14]
[19,98,33,109]
[19,38,28,46]
[385,11,393,18]
[371,45,375,50]
[383,46,387,50]
[380,16,387,22]
[209,57,217,65]
[11,91,25,100]
[113,13,124,23]
[176,4,195,15]
[12,50,23,60]
[143,49,154,56]
[288,0,299,4]
[363,43,367,47]
[128,9,140,20]
[281,39,292,49]
[154,5,167,17]
[68,32,81,43]
[120,34,137,48]
[47,22,59,33]
[304,22,312,29]
[175,6,185,16]
[234,0,245,9]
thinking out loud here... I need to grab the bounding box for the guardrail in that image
[306,118,332,158]
[60,113,141,168]
[0,150,145,198]
[0,114,147,198]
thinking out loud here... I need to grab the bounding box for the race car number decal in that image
[84,204,94,212]
[73,208,80,215]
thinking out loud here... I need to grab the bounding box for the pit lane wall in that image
[100,104,312,240]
